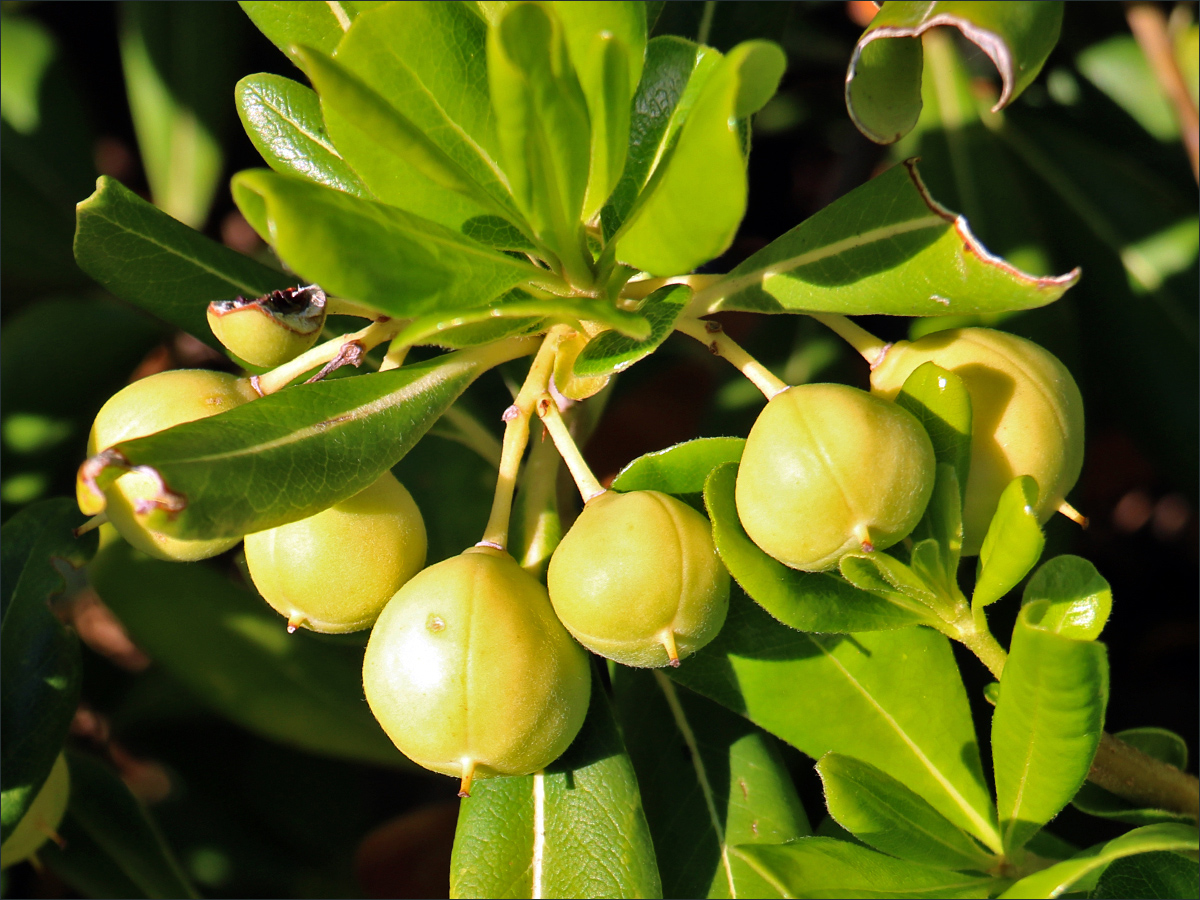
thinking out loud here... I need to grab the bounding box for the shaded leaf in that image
[574,284,691,378]
[1089,850,1199,900]
[613,668,809,899]
[670,587,1001,852]
[1022,555,1112,643]
[992,600,1108,854]
[611,437,745,496]
[972,475,1044,610]
[235,73,369,196]
[88,538,405,767]
[0,499,95,842]
[697,161,1079,317]
[894,362,972,496]
[847,0,1064,144]
[74,175,293,349]
[1073,728,1195,827]
[450,669,661,899]
[41,751,197,899]
[83,339,536,541]
[817,754,996,872]
[706,463,931,633]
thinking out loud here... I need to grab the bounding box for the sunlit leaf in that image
[972,475,1044,610]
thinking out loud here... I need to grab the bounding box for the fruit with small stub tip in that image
[244,471,427,634]
[547,490,729,667]
[362,546,591,796]
[1,753,69,869]
[78,369,258,561]
[736,383,936,572]
[206,285,326,368]
[869,328,1085,555]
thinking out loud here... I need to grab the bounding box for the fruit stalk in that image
[675,317,788,398]
[536,393,605,502]
[253,317,404,395]
[809,313,892,367]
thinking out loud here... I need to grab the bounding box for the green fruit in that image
[1,753,69,869]
[362,547,591,795]
[206,285,326,368]
[245,471,427,633]
[547,490,729,667]
[870,328,1085,555]
[79,369,258,561]
[735,383,936,572]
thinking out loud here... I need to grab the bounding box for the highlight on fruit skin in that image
[362,546,591,796]
[1,753,69,869]
[77,369,258,562]
[244,471,427,634]
[207,284,327,368]
[870,327,1085,555]
[735,383,936,572]
[547,489,730,668]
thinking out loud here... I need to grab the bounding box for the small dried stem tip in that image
[660,630,681,667]
[286,614,304,634]
[1057,500,1089,528]
[458,758,477,799]
[536,394,605,503]
[853,523,875,554]
[675,317,788,399]
[73,512,109,538]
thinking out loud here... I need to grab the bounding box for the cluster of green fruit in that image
[75,292,1083,799]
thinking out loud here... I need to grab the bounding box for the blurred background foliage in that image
[1,2,1195,897]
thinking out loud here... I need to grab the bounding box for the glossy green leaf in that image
[992,600,1109,854]
[998,824,1199,899]
[706,463,931,633]
[550,1,646,219]
[613,668,810,899]
[574,284,692,378]
[1022,555,1112,642]
[235,73,369,196]
[239,0,379,58]
[699,161,1078,317]
[895,362,972,495]
[847,1,1064,144]
[84,339,536,541]
[488,1,592,283]
[89,538,404,767]
[0,499,94,843]
[231,169,542,318]
[839,552,939,610]
[40,751,197,899]
[450,670,661,899]
[730,838,994,899]
[611,437,745,495]
[297,43,522,233]
[1074,728,1194,827]
[615,40,785,276]
[1090,850,1199,900]
[0,14,93,290]
[817,754,997,872]
[972,476,1044,610]
[74,176,292,349]
[910,466,964,586]
[119,2,243,228]
[671,587,1001,852]
[600,35,719,238]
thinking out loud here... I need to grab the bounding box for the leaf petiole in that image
[536,392,605,503]
[675,317,788,398]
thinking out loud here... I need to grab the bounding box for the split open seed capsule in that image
[735,383,936,572]
[362,546,591,796]
[547,490,729,667]
[207,285,327,368]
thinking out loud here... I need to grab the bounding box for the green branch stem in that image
[536,392,605,503]
[675,317,789,399]
[809,313,893,367]
[253,318,402,395]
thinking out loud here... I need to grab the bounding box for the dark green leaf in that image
[119,2,244,228]
[817,754,997,872]
[706,463,931,633]
[235,73,369,196]
[671,587,1002,853]
[574,284,692,378]
[613,668,810,899]
[697,161,1079,317]
[238,0,374,58]
[88,538,405,767]
[85,339,536,540]
[1022,555,1112,642]
[1090,850,1199,900]
[730,838,995,898]
[451,669,661,899]
[74,176,293,349]
[611,436,745,495]
[231,168,543,318]
[972,476,1044,610]
[847,0,1064,144]
[615,40,785,276]
[1074,728,1194,826]
[40,751,197,899]
[998,824,1199,899]
[1,499,94,843]
[992,600,1109,854]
